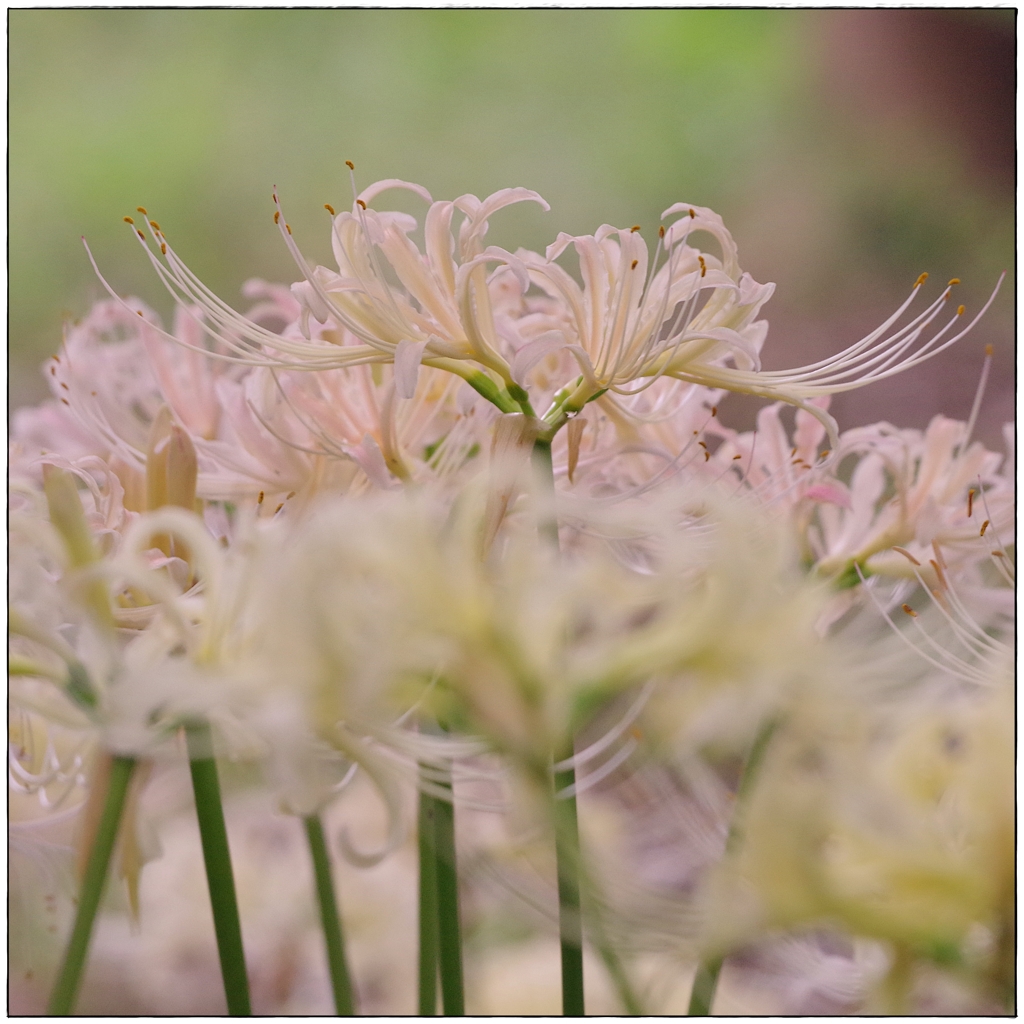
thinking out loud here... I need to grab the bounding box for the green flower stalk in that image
[47,756,137,1015]
[304,814,357,1015]
[185,721,251,1016]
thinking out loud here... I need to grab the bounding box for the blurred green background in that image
[9,9,1014,445]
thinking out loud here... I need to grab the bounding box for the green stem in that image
[433,764,465,1015]
[687,719,779,1016]
[185,721,251,1016]
[417,778,439,1016]
[553,759,586,1017]
[533,435,588,1016]
[304,814,356,1015]
[47,755,136,1015]
[687,958,724,1016]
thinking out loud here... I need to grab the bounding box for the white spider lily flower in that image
[524,205,1002,447]
[698,645,1013,997]
[105,182,550,410]
[812,415,1015,584]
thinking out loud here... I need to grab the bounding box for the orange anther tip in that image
[711,406,717,416]
[345,160,355,170]
[273,211,280,224]
[733,454,742,460]
[947,278,960,286]
[914,272,929,287]
[980,520,990,536]
[985,344,994,356]
[688,208,695,218]
[123,216,134,224]
[257,491,264,504]
[286,224,292,234]
[137,310,144,317]
[136,207,147,215]
[160,243,167,255]
[136,230,145,240]
[356,199,367,210]
[901,604,917,617]
[324,204,336,215]
[150,221,160,231]
[957,304,965,316]
[658,226,666,237]
[630,225,641,233]
[892,544,925,569]
[631,259,638,270]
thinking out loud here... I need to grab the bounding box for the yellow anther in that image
[902,603,917,618]
[957,304,965,316]
[892,546,921,566]
[257,491,264,505]
[980,520,990,537]
[688,208,696,218]
[286,491,296,500]
[698,255,706,277]
[732,454,742,460]
[356,199,367,210]
[947,278,960,286]
[704,451,710,462]
[123,216,134,225]
[967,488,975,518]
[324,204,336,216]
[274,211,280,224]
[274,503,284,514]
[630,225,641,233]
[150,221,160,231]
[658,225,665,238]
[136,230,145,241]
[136,207,147,215]
[137,310,144,317]
[631,259,638,270]
[160,243,167,255]
[985,344,994,356]
[345,160,355,170]
[286,224,292,234]
[914,272,929,287]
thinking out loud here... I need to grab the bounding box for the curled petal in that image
[357,178,433,207]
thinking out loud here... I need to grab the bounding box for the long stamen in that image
[961,344,994,450]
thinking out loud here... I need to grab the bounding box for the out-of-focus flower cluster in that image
[10,178,1013,1014]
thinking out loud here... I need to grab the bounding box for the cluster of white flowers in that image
[10,176,1013,1014]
